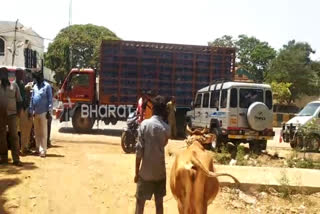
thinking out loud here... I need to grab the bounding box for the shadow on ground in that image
[58,127,123,137]
[0,178,21,214]
[0,162,38,175]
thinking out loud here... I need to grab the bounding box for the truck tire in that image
[72,108,95,133]
[306,134,320,152]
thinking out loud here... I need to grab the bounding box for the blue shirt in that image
[29,81,53,115]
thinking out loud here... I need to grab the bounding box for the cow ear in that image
[204,134,215,144]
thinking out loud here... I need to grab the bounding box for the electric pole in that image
[69,0,73,70]
[11,19,19,66]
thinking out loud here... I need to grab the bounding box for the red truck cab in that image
[55,68,96,122]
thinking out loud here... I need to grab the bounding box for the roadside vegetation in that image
[211,144,320,170]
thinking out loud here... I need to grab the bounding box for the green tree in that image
[271,81,292,104]
[235,35,276,82]
[208,35,236,48]
[209,35,276,82]
[266,40,319,102]
[45,24,120,83]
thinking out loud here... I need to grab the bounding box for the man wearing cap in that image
[29,71,53,158]
[0,67,23,166]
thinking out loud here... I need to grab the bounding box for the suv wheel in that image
[211,128,223,152]
[249,140,266,154]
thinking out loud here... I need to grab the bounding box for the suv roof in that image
[198,81,271,92]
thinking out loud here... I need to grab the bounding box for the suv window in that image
[210,90,220,108]
[239,88,263,108]
[202,93,210,108]
[194,93,202,108]
[220,89,228,108]
[266,90,272,109]
[230,88,238,108]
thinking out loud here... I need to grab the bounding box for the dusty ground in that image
[0,123,319,214]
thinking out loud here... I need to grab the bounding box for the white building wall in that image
[0,22,44,68]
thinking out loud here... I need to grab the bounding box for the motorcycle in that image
[121,111,139,153]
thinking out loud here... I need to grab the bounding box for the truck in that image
[55,40,236,136]
[281,100,320,151]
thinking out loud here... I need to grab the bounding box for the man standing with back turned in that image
[29,71,53,158]
[134,95,170,214]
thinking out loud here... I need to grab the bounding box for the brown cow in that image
[170,126,239,214]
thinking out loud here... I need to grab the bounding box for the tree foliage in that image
[235,35,276,83]
[209,35,276,82]
[45,24,120,83]
[266,40,320,102]
[271,81,292,104]
[208,35,236,48]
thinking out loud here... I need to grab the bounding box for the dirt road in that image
[0,121,319,214]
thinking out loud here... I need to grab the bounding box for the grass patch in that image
[278,170,292,199]
[236,145,248,166]
[214,146,232,164]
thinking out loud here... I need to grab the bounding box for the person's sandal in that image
[13,161,23,167]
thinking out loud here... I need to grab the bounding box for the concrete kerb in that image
[215,165,320,194]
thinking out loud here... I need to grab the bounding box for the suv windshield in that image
[239,88,264,108]
[298,103,320,116]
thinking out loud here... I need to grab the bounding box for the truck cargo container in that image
[55,40,236,136]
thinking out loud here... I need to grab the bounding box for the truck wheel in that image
[121,131,136,154]
[72,108,95,133]
[306,134,320,152]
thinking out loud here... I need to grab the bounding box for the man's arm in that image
[135,124,145,182]
[47,83,53,112]
[14,83,23,114]
[29,87,34,116]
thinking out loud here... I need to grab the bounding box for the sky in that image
[2,0,320,59]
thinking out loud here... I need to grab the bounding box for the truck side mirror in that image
[191,101,194,108]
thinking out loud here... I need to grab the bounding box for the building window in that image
[0,38,4,56]
[24,48,37,68]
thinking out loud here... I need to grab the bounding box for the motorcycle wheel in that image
[121,131,136,154]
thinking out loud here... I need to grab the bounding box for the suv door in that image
[192,93,203,128]
[229,88,238,128]
[200,92,210,127]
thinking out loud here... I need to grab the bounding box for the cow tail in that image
[190,154,240,186]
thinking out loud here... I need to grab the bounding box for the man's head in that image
[15,68,24,82]
[171,96,176,104]
[32,70,44,84]
[152,95,168,119]
[0,67,10,88]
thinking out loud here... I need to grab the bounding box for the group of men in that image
[0,67,53,166]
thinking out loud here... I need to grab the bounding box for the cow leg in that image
[135,199,146,214]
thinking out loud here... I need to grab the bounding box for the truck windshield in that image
[239,89,264,108]
[298,103,320,116]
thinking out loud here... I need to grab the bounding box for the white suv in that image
[186,81,275,153]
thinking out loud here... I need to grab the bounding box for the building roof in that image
[0,21,42,39]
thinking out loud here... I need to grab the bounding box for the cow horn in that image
[186,125,194,135]
[201,126,209,134]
